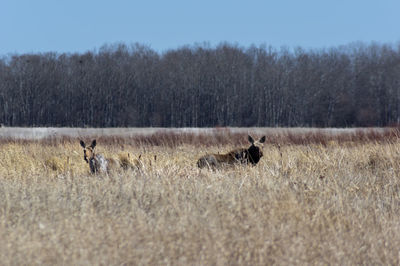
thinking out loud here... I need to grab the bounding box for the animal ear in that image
[90,139,97,148]
[259,136,266,143]
[248,135,255,144]
[80,140,86,148]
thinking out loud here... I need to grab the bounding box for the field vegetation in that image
[1,128,400,265]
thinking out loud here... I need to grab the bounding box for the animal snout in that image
[83,150,89,162]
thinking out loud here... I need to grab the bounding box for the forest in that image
[0,42,399,127]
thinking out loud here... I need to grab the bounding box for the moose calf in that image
[80,139,117,174]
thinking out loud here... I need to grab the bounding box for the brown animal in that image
[197,135,266,169]
[80,139,117,174]
[119,153,143,170]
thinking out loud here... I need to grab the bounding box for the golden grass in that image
[1,139,400,265]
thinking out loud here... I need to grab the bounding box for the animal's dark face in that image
[247,135,266,165]
[80,140,97,163]
[248,145,263,164]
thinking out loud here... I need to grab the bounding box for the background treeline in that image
[0,42,400,127]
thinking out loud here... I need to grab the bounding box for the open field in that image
[1,128,400,265]
[0,126,388,140]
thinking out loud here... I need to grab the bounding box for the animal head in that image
[80,139,97,163]
[246,135,266,164]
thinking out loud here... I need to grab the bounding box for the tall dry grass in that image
[1,129,400,265]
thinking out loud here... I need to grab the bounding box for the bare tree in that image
[0,42,400,127]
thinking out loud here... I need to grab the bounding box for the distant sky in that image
[1,0,399,55]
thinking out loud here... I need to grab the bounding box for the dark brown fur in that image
[197,135,266,169]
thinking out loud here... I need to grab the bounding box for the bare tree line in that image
[0,42,400,127]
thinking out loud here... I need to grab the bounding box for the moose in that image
[197,135,266,169]
[80,139,144,174]
[80,139,116,174]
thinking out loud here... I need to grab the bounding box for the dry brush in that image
[1,129,400,265]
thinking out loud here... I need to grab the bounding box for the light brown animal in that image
[80,139,117,174]
[80,139,143,174]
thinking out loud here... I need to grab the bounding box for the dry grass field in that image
[1,128,400,265]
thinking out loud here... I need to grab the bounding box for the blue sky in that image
[1,0,399,55]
